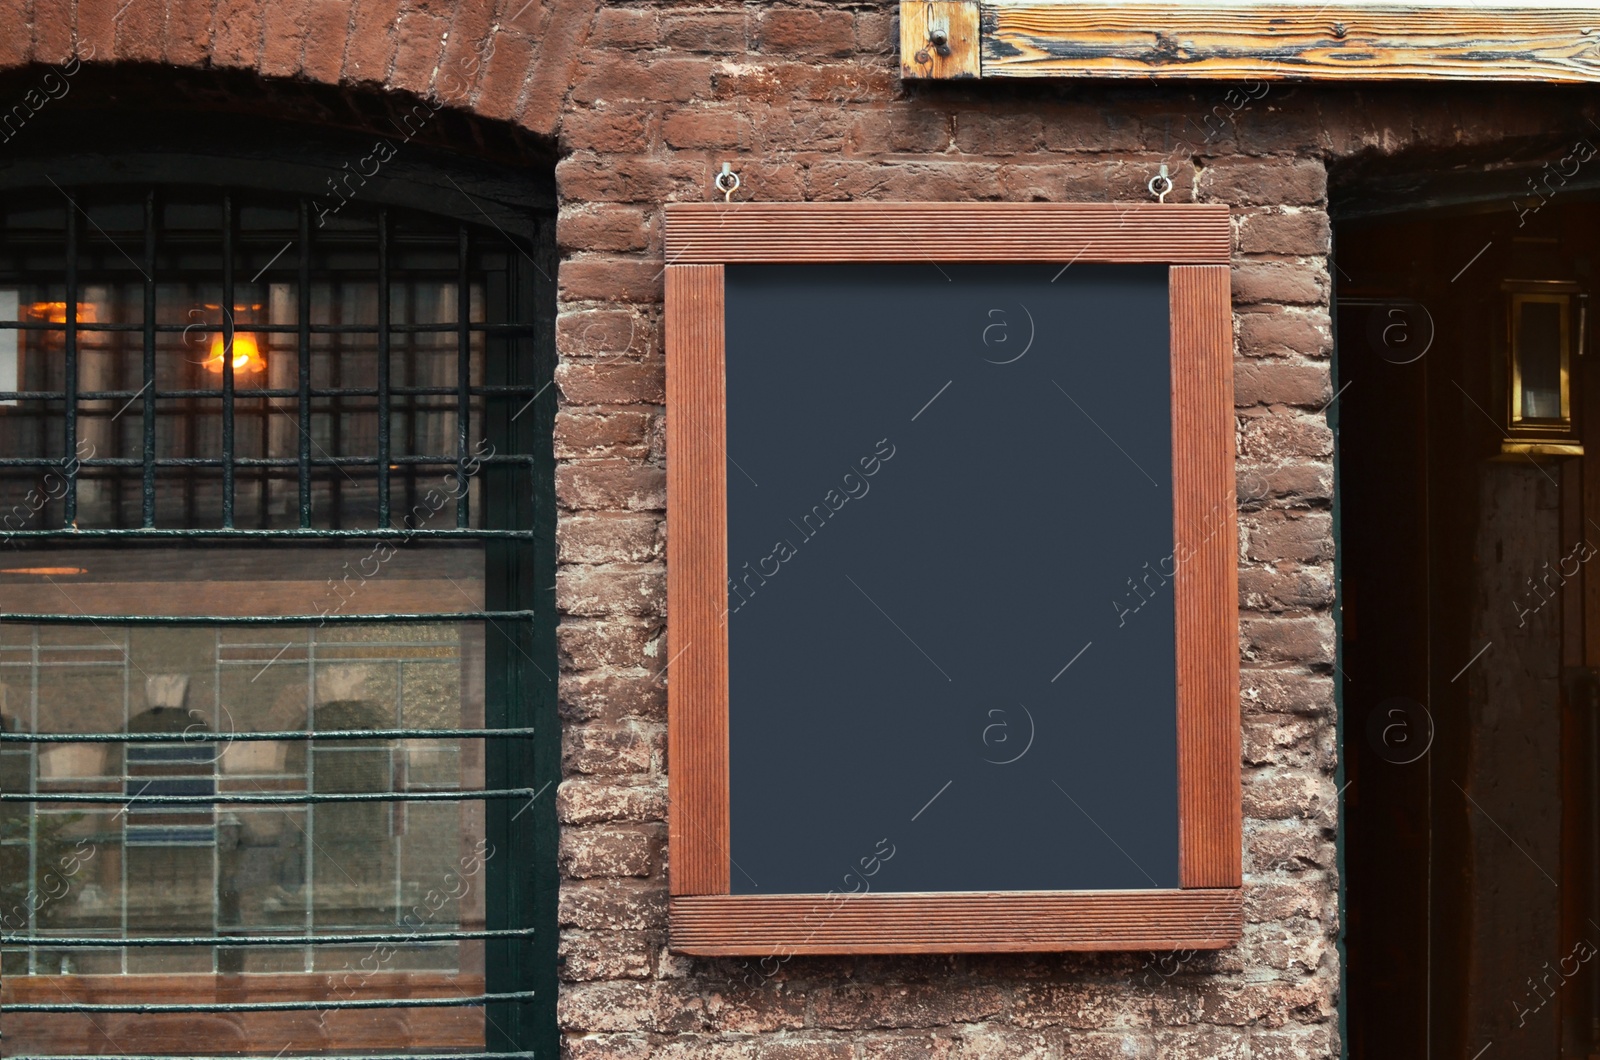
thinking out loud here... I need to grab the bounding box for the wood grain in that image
[1,971,486,1002]
[3,972,486,1055]
[663,203,1231,265]
[1171,265,1242,889]
[0,548,486,617]
[0,579,483,617]
[665,263,731,897]
[670,890,1243,954]
[979,3,1600,82]
[901,0,981,79]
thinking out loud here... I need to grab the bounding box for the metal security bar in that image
[0,184,546,532]
[5,992,538,1013]
[0,929,538,946]
[10,1054,539,1060]
[0,177,558,1057]
[7,790,545,804]
[12,728,537,742]
[2,610,537,623]
[11,1054,539,1060]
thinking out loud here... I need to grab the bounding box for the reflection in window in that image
[1518,298,1565,421]
[2,621,486,979]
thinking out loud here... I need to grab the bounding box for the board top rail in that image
[663,203,1232,264]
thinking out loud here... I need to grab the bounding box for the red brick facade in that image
[6,1,1600,1054]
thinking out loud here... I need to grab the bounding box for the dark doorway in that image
[1339,187,1600,1058]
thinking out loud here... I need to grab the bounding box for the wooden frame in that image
[664,203,1240,954]
[901,1,1600,82]
[2,974,488,1054]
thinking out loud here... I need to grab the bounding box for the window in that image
[0,168,556,1059]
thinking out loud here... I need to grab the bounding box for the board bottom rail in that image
[670,888,1243,955]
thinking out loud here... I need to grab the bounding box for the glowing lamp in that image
[26,301,97,325]
[206,331,266,374]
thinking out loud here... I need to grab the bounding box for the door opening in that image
[1339,190,1600,1059]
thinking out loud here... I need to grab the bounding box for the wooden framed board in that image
[901,1,1600,82]
[664,203,1241,955]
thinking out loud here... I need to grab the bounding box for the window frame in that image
[663,201,1241,954]
[0,133,558,1059]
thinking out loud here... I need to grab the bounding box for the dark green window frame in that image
[0,123,559,1060]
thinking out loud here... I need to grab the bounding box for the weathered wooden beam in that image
[917,2,1600,82]
[901,0,982,79]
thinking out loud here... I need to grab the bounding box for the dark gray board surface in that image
[725,263,1178,895]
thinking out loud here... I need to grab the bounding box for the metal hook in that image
[1148,164,1173,205]
[715,163,741,203]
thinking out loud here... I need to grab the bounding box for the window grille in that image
[0,177,557,1060]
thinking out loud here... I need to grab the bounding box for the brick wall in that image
[551,35,1349,1053]
[7,0,1600,1053]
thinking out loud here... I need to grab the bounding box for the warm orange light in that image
[26,301,97,325]
[206,332,266,374]
[1,567,88,576]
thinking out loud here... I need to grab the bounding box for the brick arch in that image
[0,0,600,140]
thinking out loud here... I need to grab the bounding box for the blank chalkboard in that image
[724,262,1180,896]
